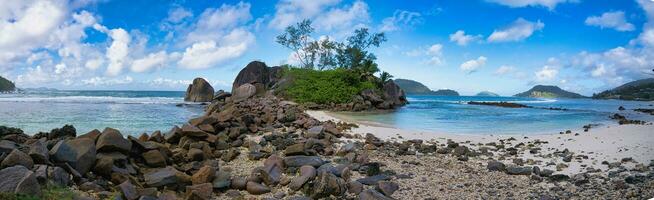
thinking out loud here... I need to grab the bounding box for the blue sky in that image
[1,0,653,96]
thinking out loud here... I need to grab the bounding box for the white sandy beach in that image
[307,110,654,175]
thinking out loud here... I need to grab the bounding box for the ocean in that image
[0,90,204,136]
[1,91,652,136]
[333,95,654,135]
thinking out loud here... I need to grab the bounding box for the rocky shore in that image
[1,92,653,199]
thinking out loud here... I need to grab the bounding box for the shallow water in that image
[0,90,204,136]
[336,95,654,134]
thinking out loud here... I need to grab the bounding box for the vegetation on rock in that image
[593,78,654,101]
[274,19,401,106]
[394,79,433,94]
[0,76,16,92]
[514,85,585,98]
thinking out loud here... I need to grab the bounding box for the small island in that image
[394,79,460,96]
[514,85,585,98]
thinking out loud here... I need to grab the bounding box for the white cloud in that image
[313,1,369,32]
[426,44,444,66]
[460,56,487,73]
[131,51,171,73]
[184,2,252,45]
[178,29,254,69]
[591,64,607,77]
[495,65,516,75]
[166,7,193,23]
[147,77,192,88]
[485,0,576,10]
[535,65,558,81]
[105,28,131,76]
[269,0,341,29]
[380,10,422,32]
[487,18,544,43]
[82,76,134,86]
[449,30,481,46]
[585,11,635,32]
[0,0,66,63]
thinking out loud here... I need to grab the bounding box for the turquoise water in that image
[1,91,652,136]
[0,90,204,136]
[337,95,654,134]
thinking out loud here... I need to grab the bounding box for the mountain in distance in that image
[0,76,16,92]
[593,78,654,101]
[514,85,586,98]
[394,79,433,94]
[394,79,460,96]
[432,89,459,96]
[475,91,500,97]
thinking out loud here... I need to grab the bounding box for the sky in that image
[1,0,653,96]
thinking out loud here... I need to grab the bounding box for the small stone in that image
[192,165,216,185]
[142,150,166,167]
[284,156,325,168]
[144,167,178,187]
[188,148,205,161]
[376,181,399,196]
[347,181,364,194]
[212,170,231,189]
[289,165,317,191]
[231,177,247,190]
[506,166,532,175]
[246,181,270,195]
[487,160,506,172]
[185,183,213,200]
[357,175,391,185]
[119,181,139,200]
[359,189,393,200]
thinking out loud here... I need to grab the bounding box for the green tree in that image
[276,19,315,68]
[335,28,386,74]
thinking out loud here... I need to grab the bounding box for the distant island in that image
[475,91,500,97]
[593,78,654,101]
[0,76,16,93]
[514,85,585,98]
[395,79,460,96]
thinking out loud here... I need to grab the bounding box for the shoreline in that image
[307,110,654,175]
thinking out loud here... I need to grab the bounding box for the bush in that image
[281,67,377,104]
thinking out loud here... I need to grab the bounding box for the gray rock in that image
[289,165,317,191]
[48,138,96,174]
[144,167,178,187]
[49,166,70,187]
[284,156,325,168]
[357,175,391,186]
[142,150,166,167]
[232,61,271,91]
[347,181,364,194]
[0,166,42,196]
[185,78,214,102]
[359,189,393,200]
[487,160,506,172]
[1,149,34,169]
[0,140,18,155]
[181,124,208,138]
[260,155,283,186]
[539,169,554,177]
[376,181,399,196]
[310,171,346,199]
[96,128,131,154]
[212,170,231,189]
[506,166,533,175]
[549,174,570,182]
[232,83,257,102]
[119,180,139,200]
[28,140,49,164]
[185,183,213,200]
[246,181,270,195]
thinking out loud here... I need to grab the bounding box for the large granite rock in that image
[381,80,408,108]
[232,83,257,102]
[96,128,131,154]
[0,166,42,196]
[232,61,270,91]
[49,138,96,174]
[1,149,34,169]
[185,78,214,102]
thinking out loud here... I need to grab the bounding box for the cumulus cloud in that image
[269,0,369,36]
[449,30,482,46]
[269,0,341,29]
[460,56,487,73]
[178,29,254,69]
[131,51,172,73]
[380,10,423,32]
[426,44,444,66]
[487,18,544,43]
[535,65,558,81]
[485,0,576,10]
[82,76,134,86]
[147,77,192,88]
[585,11,635,32]
[105,28,131,76]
